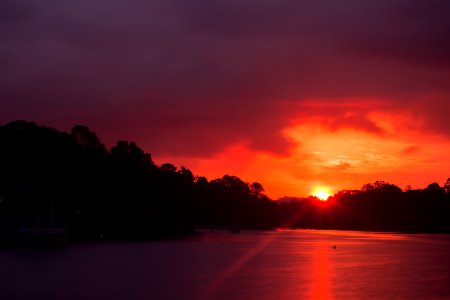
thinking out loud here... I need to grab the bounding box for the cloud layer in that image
[2,0,450,196]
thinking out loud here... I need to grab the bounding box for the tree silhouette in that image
[444,178,450,194]
[1,120,450,246]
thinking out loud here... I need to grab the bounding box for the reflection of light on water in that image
[309,243,333,300]
[304,229,411,241]
[201,232,280,300]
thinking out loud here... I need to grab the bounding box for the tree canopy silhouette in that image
[1,120,450,246]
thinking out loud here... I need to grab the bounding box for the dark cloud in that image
[1,0,450,157]
[0,1,33,24]
[344,1,450,68]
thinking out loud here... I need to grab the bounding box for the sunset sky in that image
[1,0,450,198]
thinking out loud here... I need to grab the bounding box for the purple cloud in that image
[1,0,450,157]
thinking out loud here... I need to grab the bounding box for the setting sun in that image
[312,189,331,201]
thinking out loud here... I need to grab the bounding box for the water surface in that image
[1,230,450,299]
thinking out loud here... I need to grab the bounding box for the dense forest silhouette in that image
[278,180,450,232]
[0,121,449,245]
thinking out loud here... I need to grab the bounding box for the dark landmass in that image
[278,181,450,233]
[0,121,449,246]
[0,120,274,245]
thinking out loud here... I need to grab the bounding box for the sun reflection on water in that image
[308,242,334,300]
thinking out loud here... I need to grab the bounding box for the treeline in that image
[0,121,275,242]
[1,121,450,244]
[279,181,450,233]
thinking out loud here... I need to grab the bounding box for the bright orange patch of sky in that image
[157,99,450,199]
[2,0,450,202]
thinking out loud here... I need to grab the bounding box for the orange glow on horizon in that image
[156,99,450,199]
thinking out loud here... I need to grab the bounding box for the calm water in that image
[1,230,450,299]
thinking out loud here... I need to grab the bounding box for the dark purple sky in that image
[2,0,450,197]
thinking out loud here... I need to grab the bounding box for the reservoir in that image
[1,229,450,299]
